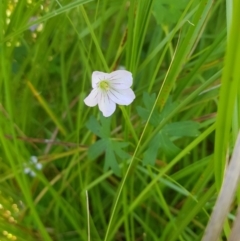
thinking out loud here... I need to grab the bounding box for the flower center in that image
[99,80,110,91]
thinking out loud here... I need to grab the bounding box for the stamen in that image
[99,80,110,91]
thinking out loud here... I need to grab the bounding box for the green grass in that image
[0,0,240,240]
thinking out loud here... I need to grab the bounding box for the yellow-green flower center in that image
[99,80,110,91]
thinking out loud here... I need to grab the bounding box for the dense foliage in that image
[1,0,240,240]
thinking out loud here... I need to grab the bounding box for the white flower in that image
[84,70,135,117]
[29,17,38,32]
[30,155,38,164]
[23,156,42,177]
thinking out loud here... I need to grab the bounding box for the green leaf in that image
[138,93,200,163]
[86,115,129,175]
[86,115,111,138]
[163,121,200,137]
[12,45,28,74]
[142,133,161,166]
[88,139,107,160]
[112,142,130,159]
[136,92,160,126]
[137,93,178,127]
[152,0,188,25]
[159,97,178,120]
[159,132,181,158]
[136,106,160,126]
[86,116,103,138]
[105,141,121,176]
[143,92,156,107]
[100,114,111,137]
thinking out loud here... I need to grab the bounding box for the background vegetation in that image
[0,0,240,240]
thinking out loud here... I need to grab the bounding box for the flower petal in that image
[108,70,133,89]
[30,171,36,177]
[84,88,99,107]
[24,167,30,174]
[30,156,38,164]
[108,88,135,105]
[92,71,111,88]
[36,163,42,170]
[98,91,116,117]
